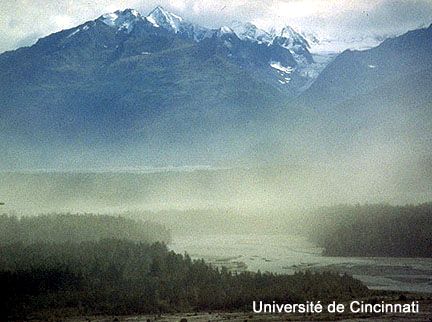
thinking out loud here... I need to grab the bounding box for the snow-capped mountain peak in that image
[269,24,314,65]
[89,7,318,88]
[99,8,141,33]
[144,6,213,41]
[218,26,235,35]
[146,6,184,32]
[230,21,272,44]
[276,25,310,49]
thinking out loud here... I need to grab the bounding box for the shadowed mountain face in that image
[0,6,431,171]
[0,11,285,139]
[292,24,432,160]
[0,7,317,169]
[301,24,432,108]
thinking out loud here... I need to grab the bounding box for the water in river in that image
[170,233,432,293]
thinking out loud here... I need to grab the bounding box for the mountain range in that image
[0,6,431,169]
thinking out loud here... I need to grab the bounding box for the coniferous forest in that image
[0,214,370,320]
[309,203,432,257]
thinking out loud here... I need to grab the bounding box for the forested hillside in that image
[0,213,372,320]
[0,213,171,244]
[308,203,432,257]
[0,239,369,320]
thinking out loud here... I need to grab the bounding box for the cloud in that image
[0,0,431,53]
[52,15,75,30]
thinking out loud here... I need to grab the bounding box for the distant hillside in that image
[0,213,171,245]
[308,203,432,257]
[286,24,432,172]
[301,24,432,108]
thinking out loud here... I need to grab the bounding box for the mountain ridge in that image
[0,7,431,170]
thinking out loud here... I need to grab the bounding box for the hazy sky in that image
[1,0,432,53]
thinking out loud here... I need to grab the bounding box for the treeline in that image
[0,213,171,244]
[0,239,369,320]
[308,203,432,257]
